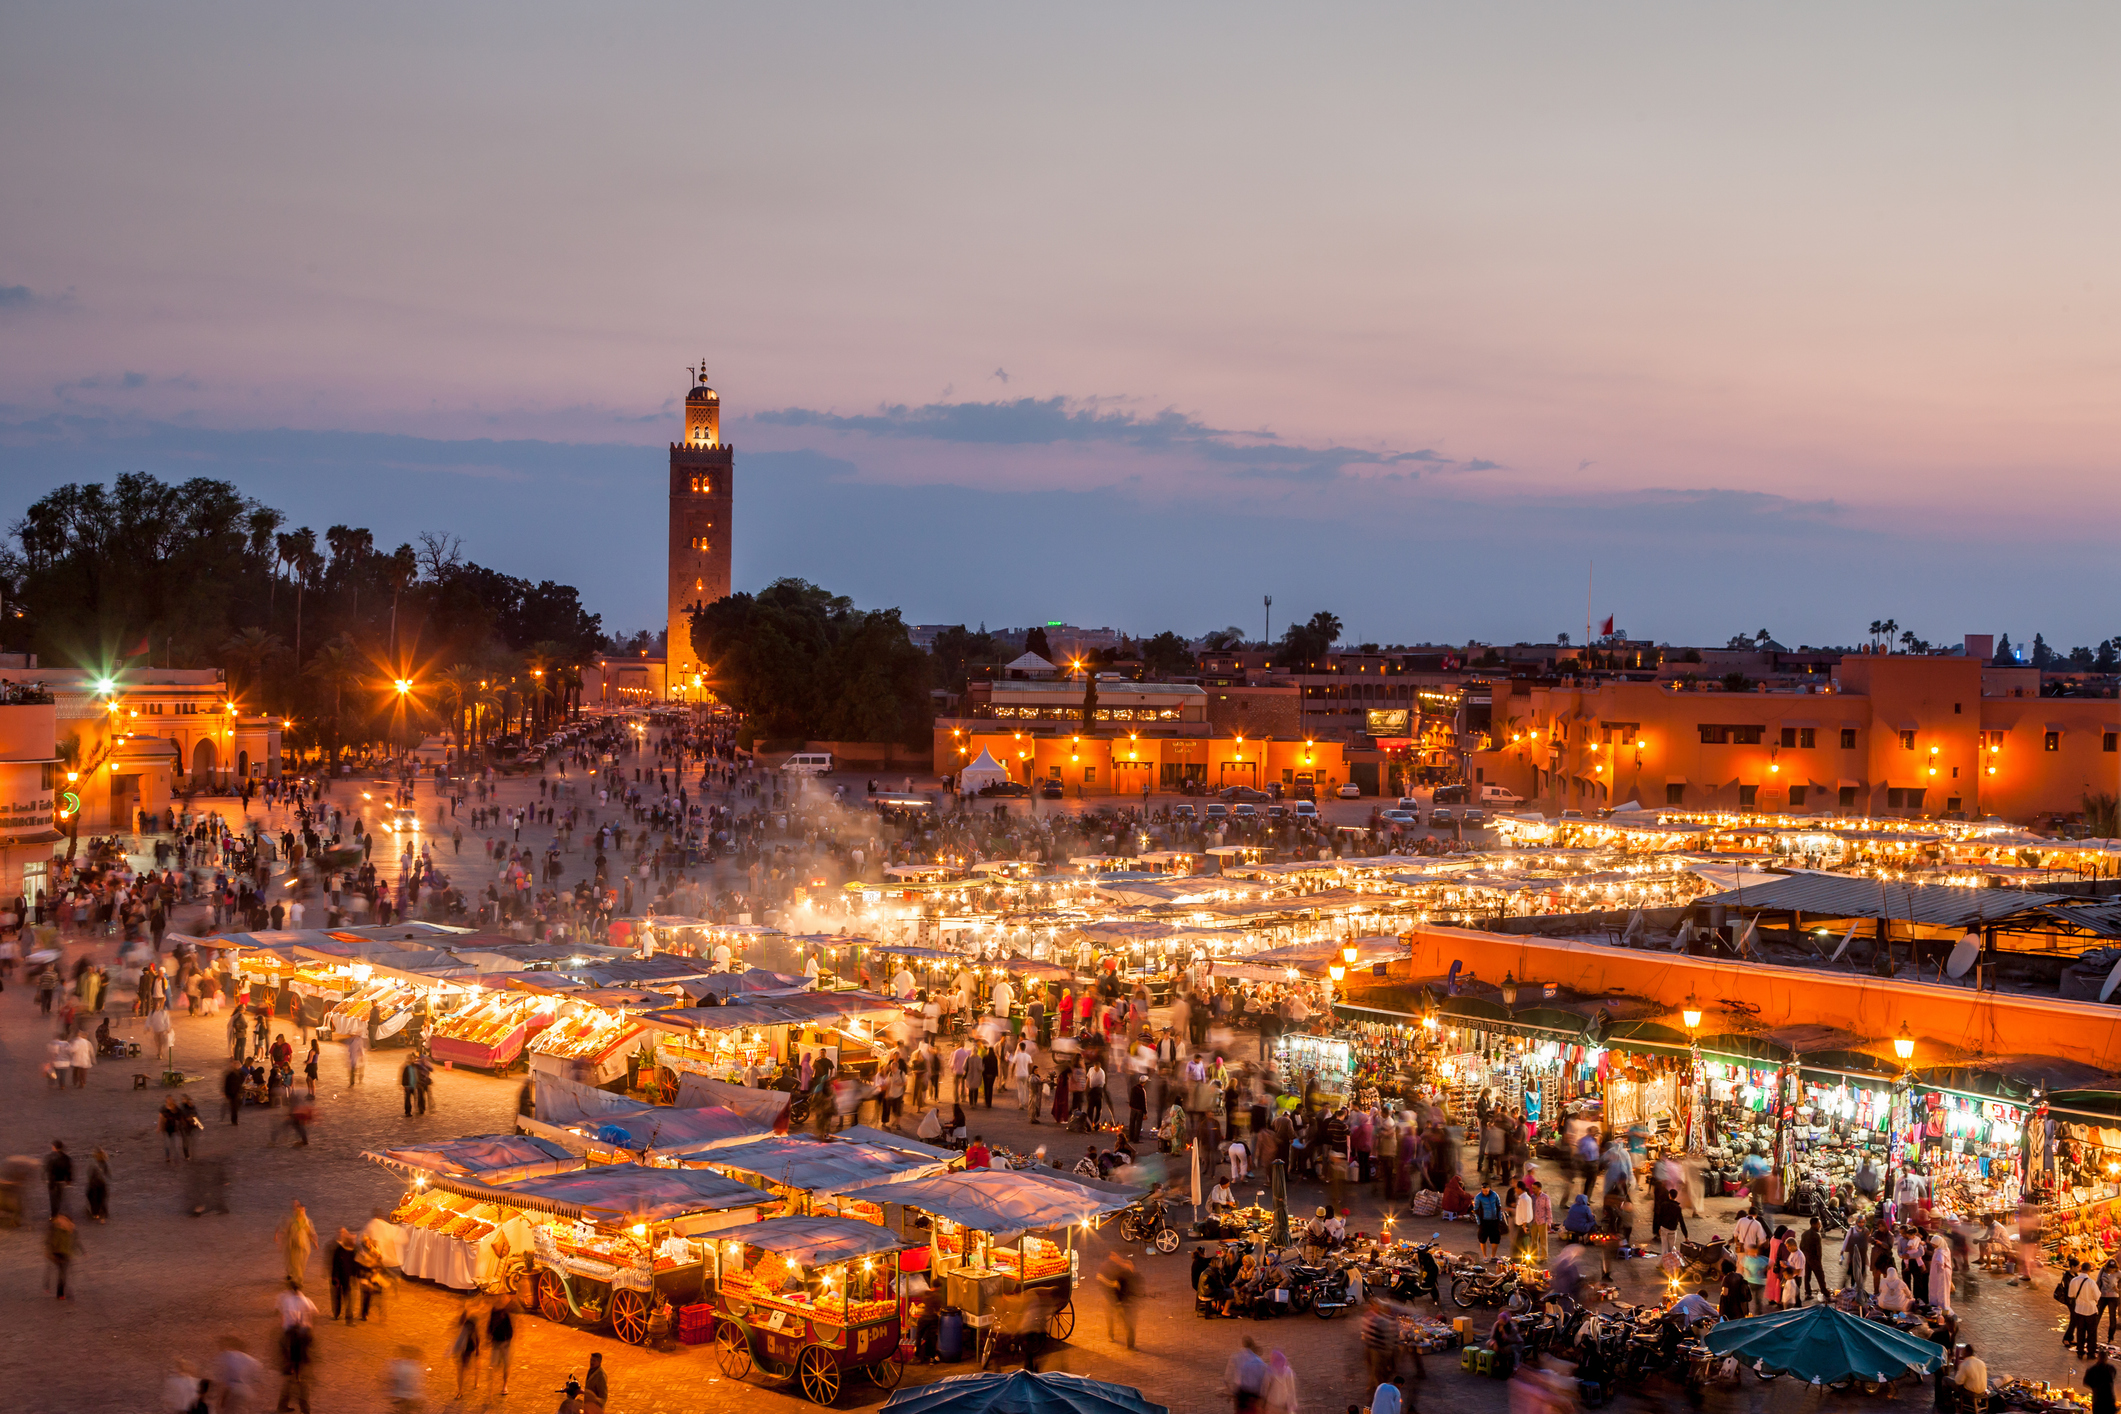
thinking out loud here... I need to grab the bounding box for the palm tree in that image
[383,544,419,659]
[221,627,286,709]
[301,635,361,773]
[525,641,569,739]
[434,663,478,763]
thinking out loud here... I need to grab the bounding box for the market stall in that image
[530,998,651,1087]
[426,988,556,1070]
[640,994,903,1089]
[707,1214,910,1403]
[497,1163,776,1343]
[682,1135,945,1218]
[367,1135,584,1291]
[837,1168,1139,1344]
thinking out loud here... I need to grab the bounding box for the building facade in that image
[1475,651,2121,822]
[667,365,734,694]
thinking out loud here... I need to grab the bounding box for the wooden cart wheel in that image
[608,1288,650,1344]
[797,1345,842,1405]
[537,1269,571,1324]
[867,1350,905,1390]
[1045,1299,1075,1341]
[715,1322,753,1378]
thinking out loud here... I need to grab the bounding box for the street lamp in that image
[1499,971,1518,1006]
[1893,1022,1916,1063]
[1682,992,1703,1032]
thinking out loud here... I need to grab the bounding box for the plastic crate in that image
[677,1303,716,1345]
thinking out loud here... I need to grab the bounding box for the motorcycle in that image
[1283,1263,1354,1319]
[1450,1260,1546,1311]
[1119,1200,1182,1254]
[1375,1240,1446,1304]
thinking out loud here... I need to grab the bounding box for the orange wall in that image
[938,728,1348,797]
[1482,655,2119,821]
[1390,923,2121,1072]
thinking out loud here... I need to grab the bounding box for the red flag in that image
[1599,616,1615,638]
[126,635,151,658]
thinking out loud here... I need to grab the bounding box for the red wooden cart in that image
[707,1215,908,1405]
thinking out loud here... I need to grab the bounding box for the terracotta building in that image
[1474,642,2121,822]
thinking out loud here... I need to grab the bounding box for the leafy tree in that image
[1081,671,1098,730]
[2033,633,2053,668]
[301,636,363,770]
[221,627,285,709]
[1024,626,1052,661]
[1139,631,1197,679]
[1994,632,2014,666]
[2069,645,2096,670]
[1199,626,1249,652]
[2099,641,2118,673]
[692,579,929,745]
[929,624,1004,694]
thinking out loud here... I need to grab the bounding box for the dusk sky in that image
[5,4,2120,650]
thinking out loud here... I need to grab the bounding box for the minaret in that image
[667,361,734,695]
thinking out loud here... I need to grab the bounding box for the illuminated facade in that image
[1477,652,2121,822]
[667,364,734,693]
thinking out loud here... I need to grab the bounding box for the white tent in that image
[957,748,1010,794]
[1003,652,1059,677]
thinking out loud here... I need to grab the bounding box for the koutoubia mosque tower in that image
[667,362,733,691]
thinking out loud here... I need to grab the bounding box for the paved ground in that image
[0,750,2087,1412]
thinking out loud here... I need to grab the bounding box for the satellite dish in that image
[1945,932,1981,980]
[1671,921,1694,952]
[1445,959,1463,995]
[2100,955,2121,1004]
[1828,922,1859,964]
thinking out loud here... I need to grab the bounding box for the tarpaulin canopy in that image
[1914,1055,2117,1101]
[1243,936,1406,971]
[673,1073,798,1128]
[639,992,902,1035]
[882,1369,1169,1414]
[731,1214,905,1267]
[1073,921,1177,944]
[363,1135,581,1183]
[1703,1303,1946,1383]
[533,1072,765,1152]
[686,1136,943,1193]
[994,955,1072,981]
[667,969,810,1002]
[491,1162,772,1225]
[835,1169,1136,1241]
[834,1126,958,1164]
[1210,962,1293,983]
[957,749,1010,795]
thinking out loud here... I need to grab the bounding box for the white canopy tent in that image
[957,748,1011,794]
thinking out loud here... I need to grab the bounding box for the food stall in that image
[835,1168,1140,1345]
[681,1135,945,1218]
[494,1163,776,1343]
[706,1214,910,1403]
[324,976,423,1041]
[531,998,651,1087]
[426,988,557,1071]
[640,994,904,1089]
[367,1135,582,1290]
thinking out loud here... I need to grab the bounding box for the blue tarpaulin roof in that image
[883,1370,1168,1414]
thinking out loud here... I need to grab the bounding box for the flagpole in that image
[1585,561,1593,652]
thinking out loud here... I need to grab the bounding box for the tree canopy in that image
[690,578,930,745]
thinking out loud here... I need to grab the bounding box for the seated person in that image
[1489,1307,1524,1363]
[1667,1289,1718,1327]
[1326,1209,1348,1245]
[1196,1253,1234,1315]
[1439,1174,1474,1217]
[1227,1253,1262,1317]
[1954,1343,1987,1397]
[1208,1178,1236,1214]
[1875,1268,1913,1313]
[949,1104,969,1145]
[95,1016,115,1052]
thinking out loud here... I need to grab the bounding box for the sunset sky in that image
[5,4,2120,649]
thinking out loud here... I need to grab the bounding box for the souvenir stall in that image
[1782,1056,1901,1205]
[530,998,651,1087]
[705,1215,910,1404]
[1911,1088,2026,1219]
[1273,1031,1355,1104]
[679,1135,944,1218]
[367,1136,584,1291]
[835,1168,1139,1346]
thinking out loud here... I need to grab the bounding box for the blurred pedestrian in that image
[276,1316,315,1414]
[385,1347,424,1414]
[487,1300,515,1395]
[329,1229,360,1324]
[451,1301,483,1400]
[45,1212,78,1299]
[583,1352,608,1414]
[276,1201,316,1284]
[1097,1250,1139,1350]
[85,1147,110,1223]
[162,1358,206,1414]
[44,1139,72,1218]
[214,1336,262,1414]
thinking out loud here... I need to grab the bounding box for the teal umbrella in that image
[1704,1304,1947,1384]
[884,1370,1168,1414]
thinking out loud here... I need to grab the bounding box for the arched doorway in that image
[237,750,249,780]
[192,736,217,783]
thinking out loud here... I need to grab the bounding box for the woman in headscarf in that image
[1439,1172,1473,1217]
[1928,1232,1954,1313]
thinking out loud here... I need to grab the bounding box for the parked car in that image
[1292,800,1318,820]
[1204,803,1230,821]
[1266,804,1288,820]
[1478,785,1523,807]
[979,781,1032,798]
[1429,807,1457,828]
[1337,782,1362,799]
[1432,783,1470,805]
[1396,797,1423,812]
[1231,803,1257,819]
[1219,786,1268,803]
[1559,808,1584,820]
[1381,810,1417,826]
[1040,779,1064,799]
[1462,808,1488,827]
[1173,803,1197,820]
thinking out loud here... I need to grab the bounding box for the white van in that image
[779,752,834,777]
[1479,784,1524,807]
